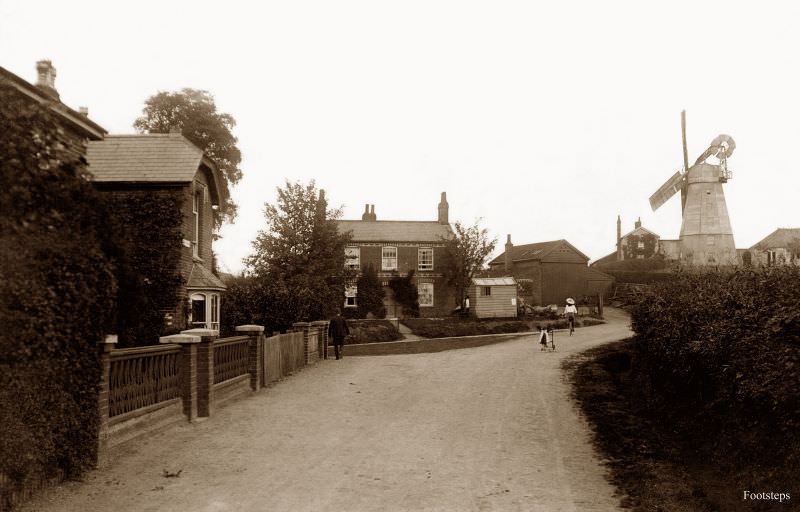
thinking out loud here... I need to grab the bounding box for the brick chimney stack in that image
[315,190,327,221]
[616,215,622,259]
[370,204,376,221]
[35,60,59,100]
[361,204,370,221]
[635,217,642,229]
[504,234,513,272]
[437,192,449,224]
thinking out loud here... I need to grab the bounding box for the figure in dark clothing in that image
[328,309,349,360]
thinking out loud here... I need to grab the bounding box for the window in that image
[190,293,206,328]
[707,236,716,246]
[192,186,203,259]
[482,286,491,296]
[418,248,433,271]
[637,241,645,250]
[382,246,397,270]
[345,285,357,308]
[345,247,360,270]
[211,294,219,329]
[418,283,434,307]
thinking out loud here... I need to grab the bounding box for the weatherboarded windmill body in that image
[649,112,738,265]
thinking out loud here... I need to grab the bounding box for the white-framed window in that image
[345,285,357,308]
[190,292,220,330]
[418,283,434,307]
[418,248,433,271]
[482,286,491,296]
[637,241,645,249]
[382,246,397,271]
[192,185,204,259]
[345,247,360,270]
[707,236,716,246]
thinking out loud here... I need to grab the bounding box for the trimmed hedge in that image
[344,320,402,344]
[630,266,800,492]
[0,83,116,507]
[402,318,529,338]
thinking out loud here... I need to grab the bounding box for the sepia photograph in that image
[1,1,798,510]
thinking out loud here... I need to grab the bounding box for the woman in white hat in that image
[564,298,577,336]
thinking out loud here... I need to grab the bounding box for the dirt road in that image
[22,311,631,512]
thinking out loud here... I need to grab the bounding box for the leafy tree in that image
[389,271,420,317]
[442,220,497,310]
[133,88,241,227]
[356,264,385,318]
[242,181,353,329]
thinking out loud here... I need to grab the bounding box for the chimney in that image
[35,60,59,100]
[437,191,449,224]
[370,204,376,221]
[504,234,513,272]
[616,215,622,260]
[361,204,370,221]
[78,106,89,116]
[635,217,642,229]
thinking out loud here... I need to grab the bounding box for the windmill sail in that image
[649,171,684,211]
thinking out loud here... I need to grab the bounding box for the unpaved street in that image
[23,311,631,512]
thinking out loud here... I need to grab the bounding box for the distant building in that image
[488,236,613,306]
[594,215,666,266]
[87,133,229,331]
[468,277,518,319]
[747,228,800,266]
[335,193,455,317]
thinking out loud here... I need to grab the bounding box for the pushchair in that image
[538,327,556,352]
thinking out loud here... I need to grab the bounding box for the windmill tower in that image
[648,112,737,265]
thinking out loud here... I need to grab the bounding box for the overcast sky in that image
[3,1,799,274]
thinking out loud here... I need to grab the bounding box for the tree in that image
[389,271,420,317]
[356,264,385,318]
[133,88,241,227]
[442,220,497,310]
[243,181,353,329]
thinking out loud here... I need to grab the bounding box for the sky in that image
[3,1,800,274]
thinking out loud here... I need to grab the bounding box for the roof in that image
[337,220,453,243]
[186,264,227,291]
[472,277,516,286]
[488,239,589,266]
[86,134,226,205]
[620,226,660,240]
[751,228,800,250]
[0,65,106,140]
[590,251,618,268]
[586,267,614,282]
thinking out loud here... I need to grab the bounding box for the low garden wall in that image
[97,321,329,460]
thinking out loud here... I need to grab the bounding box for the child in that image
[539,325,549,351]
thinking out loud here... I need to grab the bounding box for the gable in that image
[621,226,660,240]
[540,240,589,263]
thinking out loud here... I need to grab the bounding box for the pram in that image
[538,327,556,352]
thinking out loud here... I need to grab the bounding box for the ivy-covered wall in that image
[99,186,186,346]
[0,82,116,507]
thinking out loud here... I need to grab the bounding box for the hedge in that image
[402,318,529,338]
[344,320,402,344]
[0,83,116,508]
[629,265,800,490]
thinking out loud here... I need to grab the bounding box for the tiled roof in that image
[488,240,564,266]
[473,277,516,286]
[751,228,800,250]
[186,264,227,290]
[86,133,205,183]
[586,267,614,282]
[620,226,660,240]
[337,220,453,243]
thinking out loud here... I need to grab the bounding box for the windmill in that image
[648,111,737,265]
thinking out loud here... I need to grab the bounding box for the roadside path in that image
[22,310,631,512]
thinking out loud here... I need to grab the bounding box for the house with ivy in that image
[335,193,455,317]
[86,132,228,333]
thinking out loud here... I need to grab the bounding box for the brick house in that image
[488,236,613,306]
[747,228,800,266]
[593,215,664,266]
[336,193,455,317]
[86,133,228,331]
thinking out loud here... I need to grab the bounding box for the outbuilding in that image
[468,277,518,318]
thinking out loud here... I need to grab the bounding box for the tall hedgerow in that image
[0,82,116,506]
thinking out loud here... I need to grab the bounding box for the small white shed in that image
[468,277,518,318]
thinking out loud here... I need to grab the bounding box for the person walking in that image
[564,297,577,336]
[328,308,349,360]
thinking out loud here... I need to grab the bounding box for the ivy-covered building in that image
[335,193,455,317]
[86,133,228,332]
[593,215,666,266]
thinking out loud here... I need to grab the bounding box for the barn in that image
[468,277,518,318]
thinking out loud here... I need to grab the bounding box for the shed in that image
[468,277,518,318]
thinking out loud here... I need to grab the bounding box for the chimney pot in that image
[35,60,59,100]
